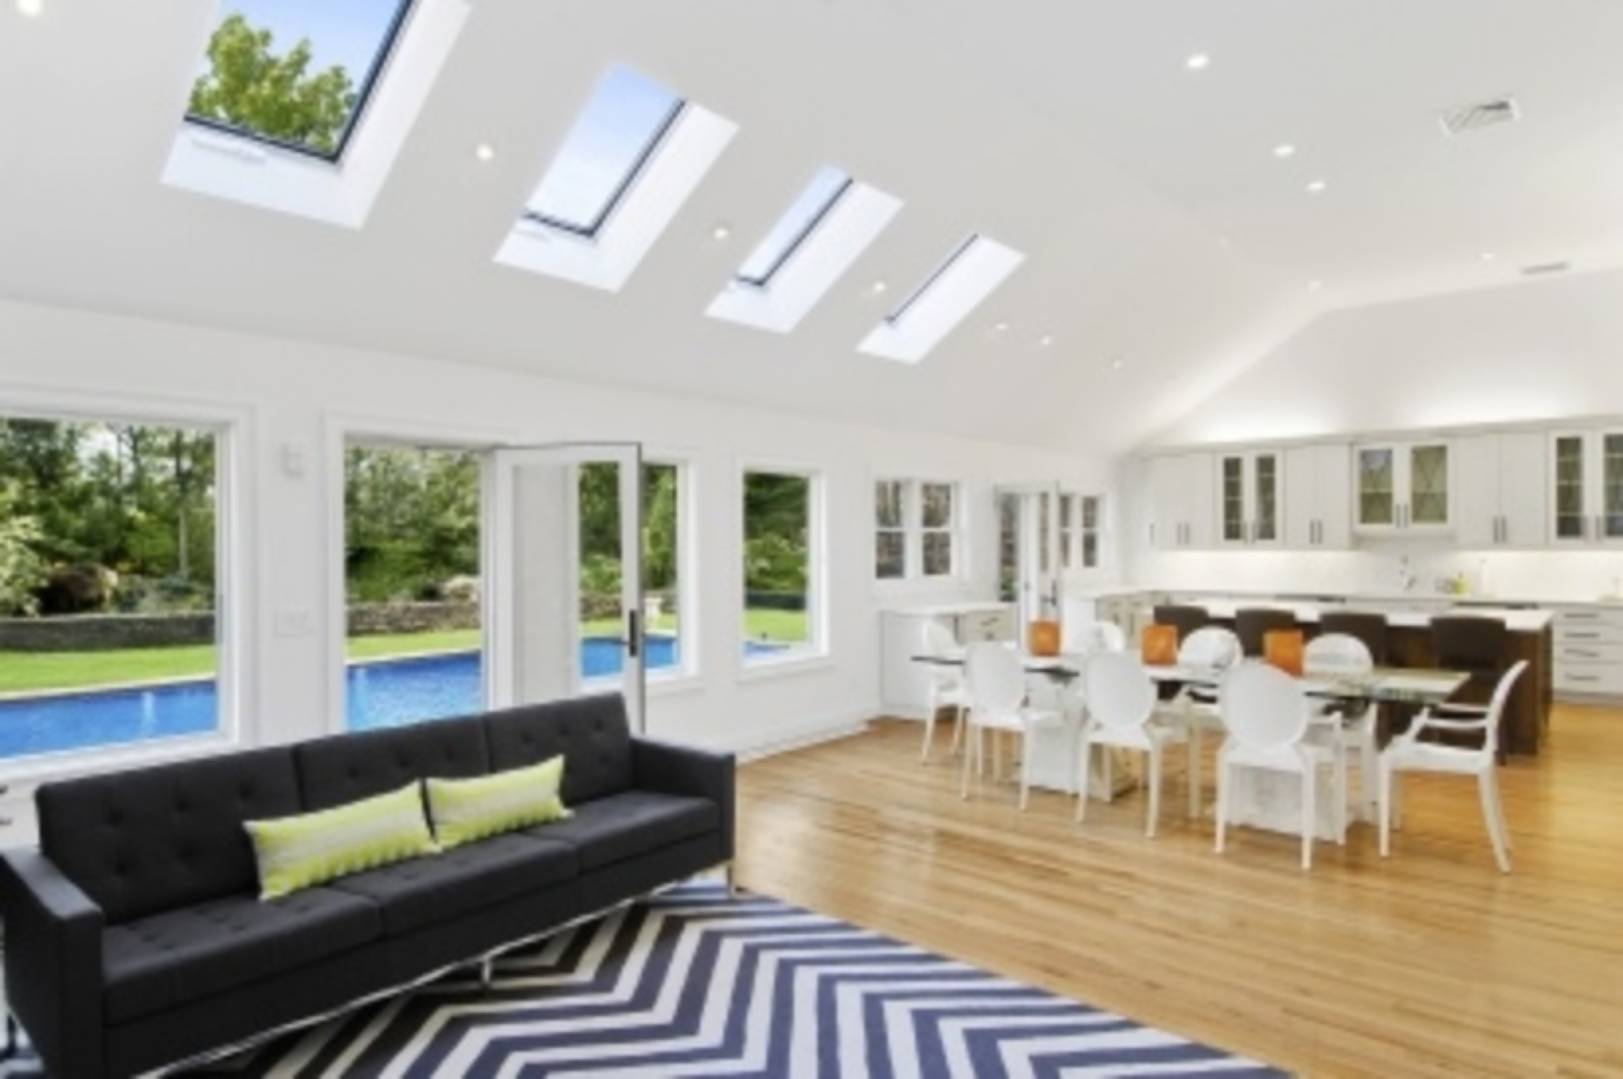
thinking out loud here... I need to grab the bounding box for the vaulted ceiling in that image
[2,1,1621,454]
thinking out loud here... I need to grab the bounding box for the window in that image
[576,460,689,681]
[858,234,1026,363]
[874,479,909,579]
[742,469,819,661]
[0,415,228,760]
[1058,493,1104,569]
[1059,495,1075,568]
[736,166,853,287]
[344,441,483,730]
[185,0,415,161]
[920,482,956,577]
[1081,495,1103,568]
[525,66,684,237]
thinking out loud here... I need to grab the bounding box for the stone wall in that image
[0,602,481,652]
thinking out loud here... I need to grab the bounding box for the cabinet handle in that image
[1565,649,1602,659]
[1567,674,1602,683]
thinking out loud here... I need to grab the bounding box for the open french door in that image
[486,443,647,734]
[995,483,1062,633]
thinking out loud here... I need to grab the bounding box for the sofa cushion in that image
[528,791,718,871]
[102,887,381,1024]
[245,783,440,900]
[330,834,576,935]
[295,715,489,811]
[484,694,633,804]
[37,747,303,925]
[426,756,568,849]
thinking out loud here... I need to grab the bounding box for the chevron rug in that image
[2,881,1282,1077]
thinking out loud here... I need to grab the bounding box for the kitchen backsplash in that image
[1128,542,1623,602]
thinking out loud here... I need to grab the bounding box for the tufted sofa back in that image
[295,714,490,811]
[484,693,632,805]
[36,747,302,925]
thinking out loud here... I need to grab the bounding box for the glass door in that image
[1408,442,1450,528]
[1356,446,1396,529]
[1604,433,1623,542]
[1219,455,1246,544]
[1551,433,1588,542]
[1253,452,1280,543]
[486,443,646,734]
[995,483,1061,631]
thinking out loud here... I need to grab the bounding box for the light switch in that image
[281,443,308,478]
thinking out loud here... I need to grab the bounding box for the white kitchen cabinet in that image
[1548,429,1623,547]
[880,604,1018,718]
[1552,607,1623,698]
[1146,453,1214,550]
[1457,432,1547,548]
[1216,450,1283,547]
[1354,440,1452,535]
[1284,443,1351,549]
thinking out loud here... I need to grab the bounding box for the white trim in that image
[0,384,251,776]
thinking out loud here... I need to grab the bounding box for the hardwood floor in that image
[736,705,1623,1077]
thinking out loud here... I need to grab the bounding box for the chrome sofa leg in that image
[725,862,739,899]
[479,957,494,991]
[3,1013,17,1060]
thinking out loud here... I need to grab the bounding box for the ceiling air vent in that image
[1438,97,1519,137]
[1521,261,1571,277]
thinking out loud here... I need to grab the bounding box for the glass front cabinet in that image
[1549,429,1623,545]
[1215,450,1282,547]
[1354,440,1452,534]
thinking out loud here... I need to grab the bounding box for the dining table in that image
[912,648,1470,840]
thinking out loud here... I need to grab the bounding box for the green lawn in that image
[0,611,808,696]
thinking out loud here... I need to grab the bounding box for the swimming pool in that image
[0,636,782,760]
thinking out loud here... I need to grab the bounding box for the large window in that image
[1060,493,1105,569]
[920,483,957,577]
[525,66,684,237]
[874,479,909,580]
[343,441,483,730]
[185,0,415,161]
[576,460,689,681]
[743,469,819,661]
[0,415,226,760]
[874,478,959,581]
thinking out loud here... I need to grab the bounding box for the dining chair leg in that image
[1489,768,1513,851]
[1214,757,1231,855]
[1100,746,1114,803]
[1300,767,1316,871]
[1145,745,1162,839]
[1186,721,1203,818]
[1478,771,1512,874]
[1075,734,1092,823]
[921,701,937,764]
[951,705,966,756]
[1019,731,1034,811]
[1334,749,1348,846]
[1378,759,1393,858]
[960,722,974,801]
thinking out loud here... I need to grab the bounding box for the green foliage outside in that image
[187,14,357,155]
[345,445,481,603]
[743,472,810,594]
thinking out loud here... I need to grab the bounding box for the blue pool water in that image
[0,635,783,760]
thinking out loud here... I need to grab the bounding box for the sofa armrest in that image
[631,739,735,861]
[0,849,106,1078]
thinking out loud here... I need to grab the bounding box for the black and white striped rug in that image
[4,882,1281,1077]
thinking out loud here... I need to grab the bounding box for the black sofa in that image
[0,693,734,1079]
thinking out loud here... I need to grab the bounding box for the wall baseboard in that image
[732,709,872,763]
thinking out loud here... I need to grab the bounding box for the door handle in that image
[624,609,641,659]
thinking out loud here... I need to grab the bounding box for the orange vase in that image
[1027,619,1061,657]
[1141,623,1179,666]
[1264,629,1306,676]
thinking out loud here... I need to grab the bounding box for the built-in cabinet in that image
[879,603,1017,718]
[1284,443,1352,549]
[1146,453,1213,550]
[1354,440,1451,534]
[1216,451,1282,546]
[1456,432,1546,548]
[1548,428,1623,546]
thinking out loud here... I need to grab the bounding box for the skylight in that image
[185,0,415,161]
[735,166,854,287]
[525,67,685,237]
[858,234,1026,363]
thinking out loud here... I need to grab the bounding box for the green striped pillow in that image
[425,756,570,849]
[244,783,439,900]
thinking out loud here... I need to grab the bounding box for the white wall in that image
[1154,269,1623,447]
[1126,271,1623,599]
[0,296,1111,808]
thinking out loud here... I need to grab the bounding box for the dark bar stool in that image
[1431,615,1510,761]
[1320,611,1390,665]
[1152,604,1209,645]
[1235,607,1297,657]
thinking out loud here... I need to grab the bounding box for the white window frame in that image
[610,453,699,693]
[0,388,248,780]
[917,480,960,578]
[738,460,827,675]
[873,477,912,581]
[324,413,518,735]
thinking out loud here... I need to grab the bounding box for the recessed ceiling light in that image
[1307,279,1324,292]
[474,143,495,162]
[992,320,1011,333]
[1110,358,1126,371]
[1273,143,1297,159]
[1479,251,1497,262]
[711,224,731,241]
[869,279,888,296]
[1306,179,1328,194]
[1185,53,1211,71]
[16,0,43,15]
[1039,334,1055,347]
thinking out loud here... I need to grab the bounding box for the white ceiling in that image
[2,1,1620,454]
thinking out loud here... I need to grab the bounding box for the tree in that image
[188,14,356,155]
[0,480,46,616]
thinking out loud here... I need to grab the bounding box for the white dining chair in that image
[919,620,970,764]
[1170,626,1243,816]
[1304,633,1379,820]
[961,642,1065,809]
[1379,661,1527,874]
[1215,661,1346,870]
[1063,619,1127,656]
[1076,652,1187,837]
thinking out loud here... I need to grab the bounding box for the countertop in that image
[882,601,1016,617]
[1067,584,1569,631]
